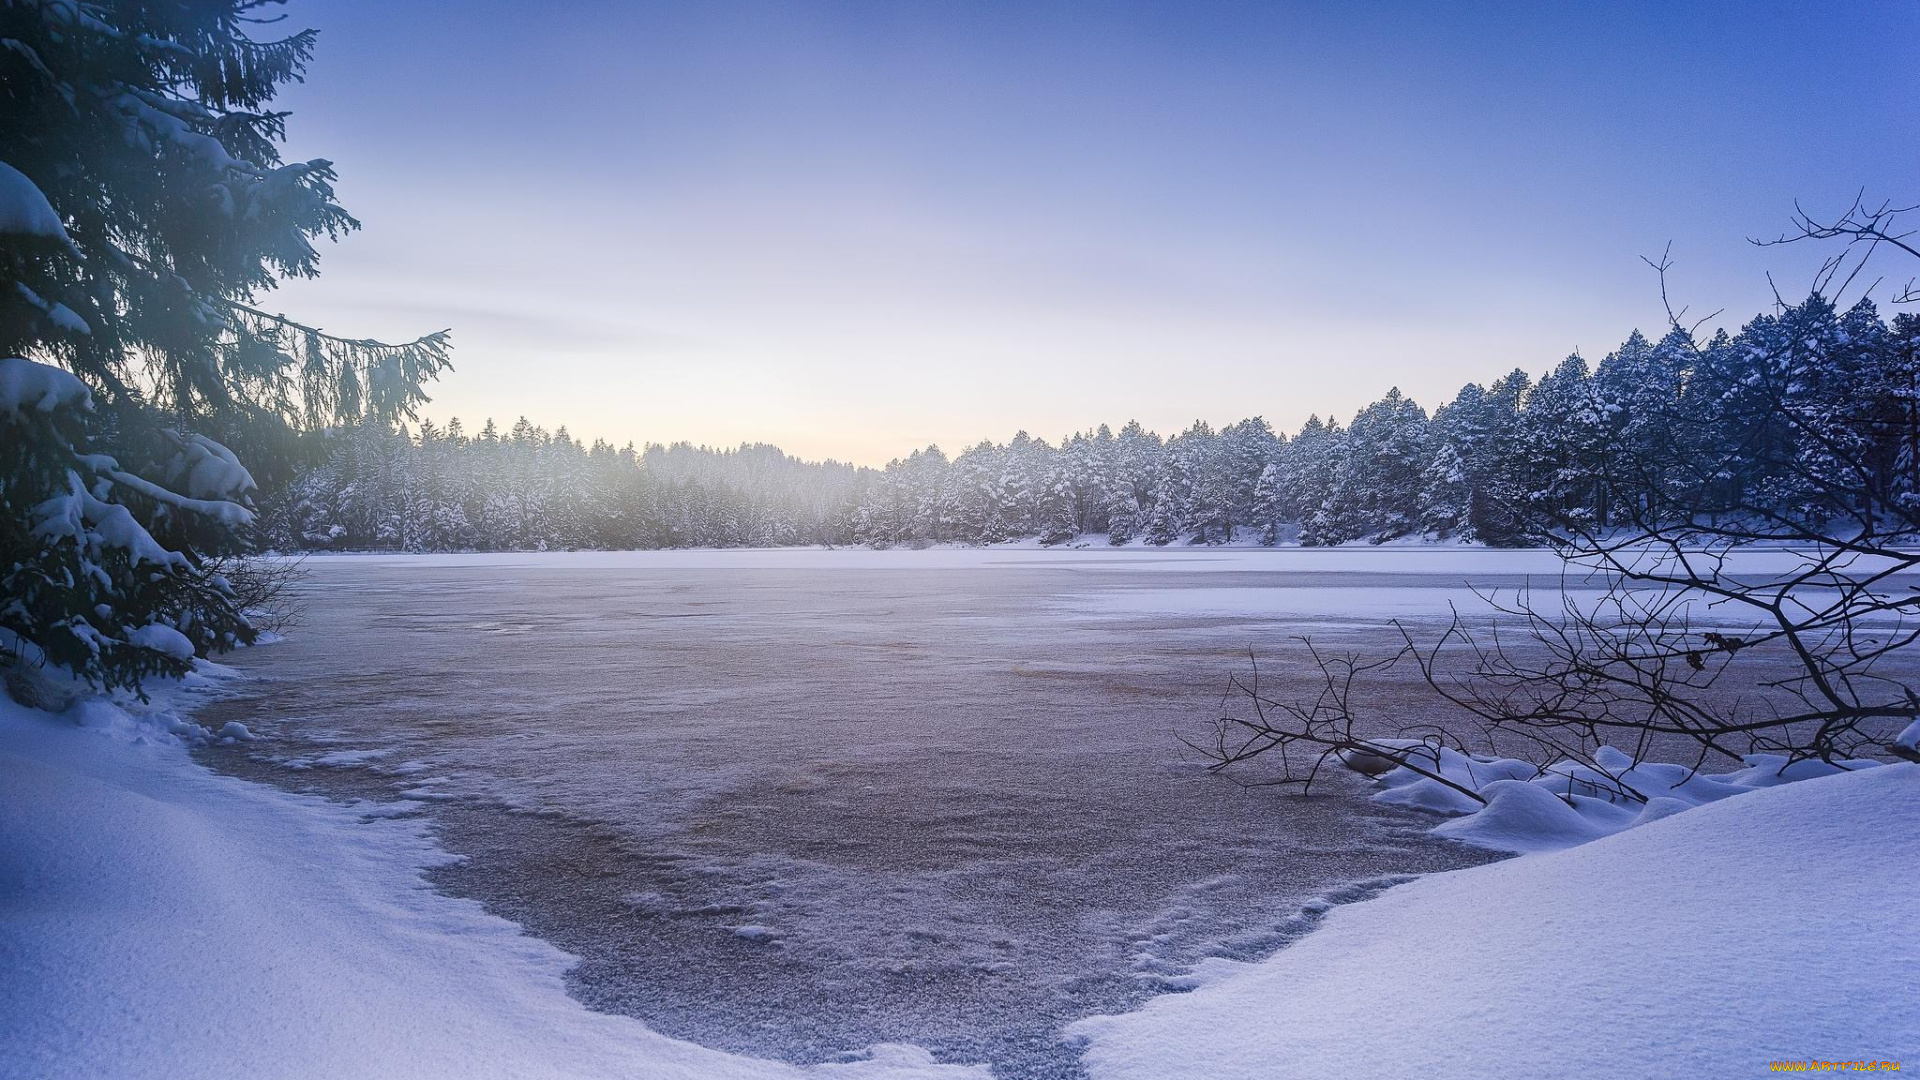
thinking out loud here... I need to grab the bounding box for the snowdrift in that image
[1071,760,1920,1078]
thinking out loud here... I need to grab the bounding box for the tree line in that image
[265,294,1920,552]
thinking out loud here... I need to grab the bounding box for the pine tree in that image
[1143,475,1181,546]
[1284,416,1344,543]
[1104,486,1141,545]
[1250,463,1287,545]
[1518,354,1607,526]
[1316,389,1428,543]
[2,0,449,694]
[1217,417,1282,536]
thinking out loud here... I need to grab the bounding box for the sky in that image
[268,0,1919,466]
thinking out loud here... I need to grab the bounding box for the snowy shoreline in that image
[0,675,985,1080]
[273,532,1874,557]
[5,649,1915,1078]
[1070,761,1920,1078]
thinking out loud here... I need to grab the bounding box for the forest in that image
[268,295,1920,553]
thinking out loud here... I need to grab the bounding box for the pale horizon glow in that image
[268,1,1918,466]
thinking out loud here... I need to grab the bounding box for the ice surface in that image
[190,548,1920,1078]
[192,549,1555,1077]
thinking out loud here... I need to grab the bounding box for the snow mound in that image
[1432,778,1629,853]
[1360,739,1881,853]
[0,694,986,1080]
[1071,762,1920,1078]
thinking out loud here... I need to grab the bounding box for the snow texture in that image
[1896,718,1920,752]
[125,623,195,662]
[165,431,258,502]
[0,688,986,1080]
[1071,762,1920,1078]
[0,161,68,241]
[30,470,187,570]
[0,357,90,417]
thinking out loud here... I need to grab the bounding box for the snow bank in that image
[1071,762,1920,1078]
[0,687,984,1080]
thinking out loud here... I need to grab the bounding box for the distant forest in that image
[263,295,1920,552]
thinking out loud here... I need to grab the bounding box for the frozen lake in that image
[200,547,1592,1077]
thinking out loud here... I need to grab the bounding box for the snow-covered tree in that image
[1,0,449,694]
[1249,462,1287,545]
[1,358,253,694]
[1313,389,1428,544]
[246,294,1920,560]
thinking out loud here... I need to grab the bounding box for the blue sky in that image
[270,1,1918,464]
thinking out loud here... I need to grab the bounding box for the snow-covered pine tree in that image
[1078,424,1118,536]
[1104,485,1141,545]
[1217,417,1283,537]
[1114,420,1163,525]
[903,446,952,541]
[1,358,254,696]
[1417,438,1471,539]
[1036,461,1078,546]
[1315,390,1427,543]
[1421,374,1533,544]
[1284,415,1344,544]
[1591,329,1690,523]
[1,0,449,694]
[1249,462,1286,545]
[1000,431,1045,539]
[1517,354,1607,526]
[1143,473,1182,546]
[1186,453,1234,545]
[1058,430,1100,536]
[1887,314,1920,510]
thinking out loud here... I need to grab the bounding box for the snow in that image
[166,431,258,501]
[282,544,1855,580]
[0,687,986,1080]
[0,161,69,241]
[47,302,89,334]
[125,623,195,662]
[30,472,187,570]
[1357,739,1883,854]
[1070,762,1920,1078]
[0,357,91,417]
[1431,777,1632,851]
[1897,718,1920,753]
[105,463,256,528]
